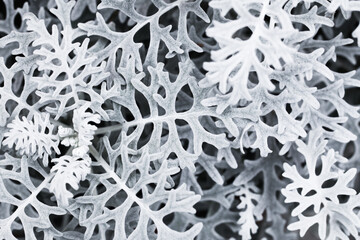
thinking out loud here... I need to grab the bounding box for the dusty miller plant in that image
[1,0,360,239]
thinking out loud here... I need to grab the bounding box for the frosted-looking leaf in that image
[0,154,66,240]
[101,59,257,172]
[79,0,209,79]
[0,56,42,129]
[72,138,203,239]
[281,129,360,239]
[201,0,297,105]
[72,103,101,147]
[50,155,91,206]
[236,183,261,240]
[233,151,291,239]
[169,185,240,240]
[23,0,110,119]
[59,103,100,150]
[2,113,60,166]
[0,0,31,64]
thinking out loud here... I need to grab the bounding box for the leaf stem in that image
[94,123,123,135]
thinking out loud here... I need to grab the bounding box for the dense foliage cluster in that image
[1,0,360,239]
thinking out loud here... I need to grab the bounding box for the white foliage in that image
[76,140,203,239]
[236,183,261,240]
[0,154,66,240]
[1,0,360,239]
[50,155,91,206]
[2,113,60,166]
[49,104,99,205]
[59,103,100,148]
[201,0,297,104]
[281,129,360,239]
[24,0,109,119]
[199,0,353,158]
[73,103,101,146]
